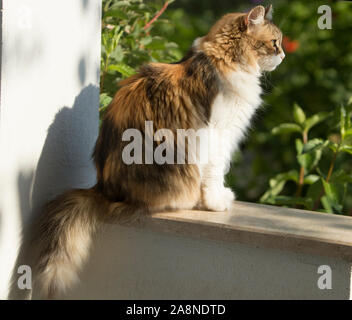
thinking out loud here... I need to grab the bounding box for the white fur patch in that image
[200,69,262,210]
[260,54,284,71]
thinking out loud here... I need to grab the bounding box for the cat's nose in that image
[280,52,285,60]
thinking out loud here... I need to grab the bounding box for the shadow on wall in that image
[81,0,91,11]
[31,84,99,215]
[7,85,99,299]
[17,171,35,227]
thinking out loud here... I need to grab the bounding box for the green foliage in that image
[261,100,352,214]
[100,0,182,115]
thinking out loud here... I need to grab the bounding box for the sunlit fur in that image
[32,5,284,298]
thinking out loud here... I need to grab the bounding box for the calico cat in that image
[32,5,285,298]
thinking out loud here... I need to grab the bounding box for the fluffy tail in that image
[32,187,137,299]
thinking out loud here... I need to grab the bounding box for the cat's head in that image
[199,5,285,73]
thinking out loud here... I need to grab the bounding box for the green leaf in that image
[104,9,129,20]
[346,102,351,129]
[261,180,286,203]
[348,96,352,107]
[264,195,313,208]
[140,36,152,46]
[304,175,320,185]
[297,150,322,173]
[340,105,347,138]
[275,170,299,184]
[109,0,132,9]
[344,128,352,139]
[321,196,334,214]
[321,179,346,214]
[108,63,136,77]
[302,138,326,154]
[322,180,338,204]
[110,45,124,62]
[260,170,299,203]
[165,42,179,49]
[293,103,306,125]
[295,138,303,154]
[316,167,325,179]
[328,142,339,153]
[146,37,167,50]
[271,123,302,135]
[306,179,324,209]
[298,140,323,172]
[331,170,352,184]
[347,97,352,108]
[343,134,352,147]
[304,112,331,131]
[340,145,352,155]
[99,93,113,110]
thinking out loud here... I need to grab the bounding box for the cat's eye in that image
[271,39,277,47]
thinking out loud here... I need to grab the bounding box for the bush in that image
[260,101,352,214]
[100,0,182,116]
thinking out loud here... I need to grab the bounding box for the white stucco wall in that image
[62,225,352,300]
[0,0,101,299]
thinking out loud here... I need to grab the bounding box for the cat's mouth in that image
[260,54,285,72]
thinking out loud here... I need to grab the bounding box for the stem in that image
[144,1,171,30]
[302,130,308,144]
[100,54,110,93]
[326,152,337,183]
[296,166,305,197]
[295,130,308,198]
[104,0,112,12]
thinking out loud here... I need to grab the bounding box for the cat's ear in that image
[245,5,265,27]
[265,4,273,21]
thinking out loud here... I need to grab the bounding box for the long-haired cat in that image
[31,5,284,298]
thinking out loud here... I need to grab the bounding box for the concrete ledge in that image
[61,202,352,299]
[120,201,352,262]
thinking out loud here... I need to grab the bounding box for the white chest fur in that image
[210,70,262,132]
[207,70,262,159]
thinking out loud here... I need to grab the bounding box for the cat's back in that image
[105,55,216,130]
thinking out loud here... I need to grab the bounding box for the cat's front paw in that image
[202,186,235,212]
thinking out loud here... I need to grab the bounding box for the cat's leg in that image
[200,163,235,212]
[199,128,235,212]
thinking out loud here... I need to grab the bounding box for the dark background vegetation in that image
[100,0,352,215]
